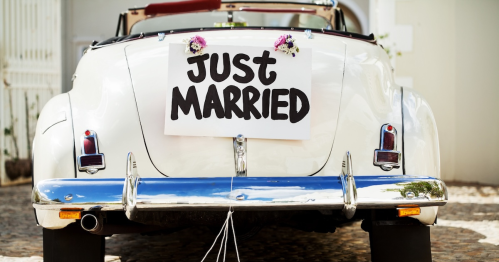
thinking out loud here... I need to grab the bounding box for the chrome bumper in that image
[32,152,448,224]
[33,175,447,209]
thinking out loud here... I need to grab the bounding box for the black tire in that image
[43,223,105,262]
[367,220,432,262]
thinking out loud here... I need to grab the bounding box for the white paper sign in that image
[165,43,312,140]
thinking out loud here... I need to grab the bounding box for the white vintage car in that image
[32,1,447,261]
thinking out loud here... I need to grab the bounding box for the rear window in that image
[130,11,330,34]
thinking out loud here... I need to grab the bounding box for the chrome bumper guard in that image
[32,152,448,221]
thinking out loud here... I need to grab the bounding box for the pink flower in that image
[274,35,287,48]
[192,35,207,48]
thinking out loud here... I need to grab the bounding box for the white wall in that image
[0,0,62,186]
[453,1,499,184]
[62,0,166,92]
[372,0,499,185]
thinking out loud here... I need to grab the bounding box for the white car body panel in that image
[319,38,403,176]
[69,44,161,179]
[125,30,344,177]
[33,94,75,185]
[34,33,432,180]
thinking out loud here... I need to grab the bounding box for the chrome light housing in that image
[77,130,105,174]
[374,124,401,171]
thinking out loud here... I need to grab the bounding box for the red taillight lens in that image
[80,155,103,167]
[85,130,91,136]
[377,151,399,163]
[383,132,395,150]
[83,137,96,154]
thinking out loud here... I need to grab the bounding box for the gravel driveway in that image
[0,182,498,261]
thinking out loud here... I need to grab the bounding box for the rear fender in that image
[402,88,440,178]
[33,93,75,184]
[33,93,75,228]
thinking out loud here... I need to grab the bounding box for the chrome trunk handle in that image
[233,134,247,177]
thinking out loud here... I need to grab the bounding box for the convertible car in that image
[32,1,447,261]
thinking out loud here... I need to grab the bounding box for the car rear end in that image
[32,2,447,262]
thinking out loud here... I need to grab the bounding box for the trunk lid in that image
[125,30,344,177]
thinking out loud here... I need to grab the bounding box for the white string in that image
[201,177,241,262]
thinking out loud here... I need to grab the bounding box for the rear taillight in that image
[374,124,401,171]
[77,130,105,174]
[382,127,395,150]
[83,136,97,154]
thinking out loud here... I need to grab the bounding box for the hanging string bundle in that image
[201,177,241,262]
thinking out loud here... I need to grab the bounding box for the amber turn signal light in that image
[59,211,82,219]
[397,207,421,217]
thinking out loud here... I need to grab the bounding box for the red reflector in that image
[387,125,393,131]
[83,138,96,154]
[85,130,91,136]
[383,132,395,150]
[377,151,399,163]
[80,155,103,167]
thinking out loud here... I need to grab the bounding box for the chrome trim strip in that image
[233,134,247,177]
[341,151,357,219]
[401,87,406,174]
[42,111,67,134]
[32,175,448,212]
[123,152,140,219]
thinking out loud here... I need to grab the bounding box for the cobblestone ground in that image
[0,182,498,262]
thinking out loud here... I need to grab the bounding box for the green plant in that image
[3,83,40,162]
[399,181,445,198]
[377,33,402,59]
[4,86,19,161]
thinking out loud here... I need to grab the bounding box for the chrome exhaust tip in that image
[81,214,102,232]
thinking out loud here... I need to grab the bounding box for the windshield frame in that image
[120,1,337,36]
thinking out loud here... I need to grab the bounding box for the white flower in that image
[191,43,201,50]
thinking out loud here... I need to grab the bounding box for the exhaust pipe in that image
[81,214,103,232]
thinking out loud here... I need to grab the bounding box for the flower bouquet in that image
[274,34,299,57]
[183,35,207,56]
